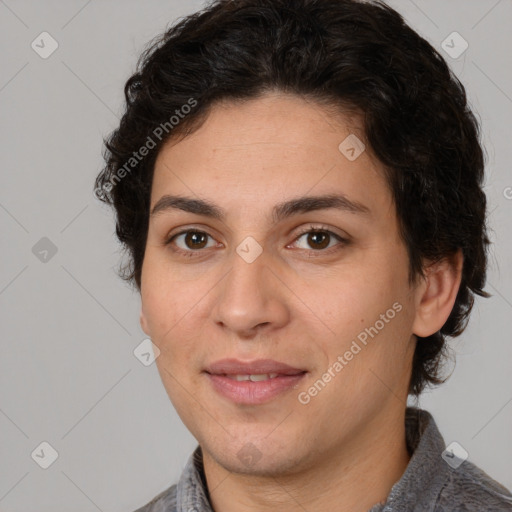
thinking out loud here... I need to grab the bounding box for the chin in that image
[206,438,308,478]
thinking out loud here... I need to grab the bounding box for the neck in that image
[202,406,411,512]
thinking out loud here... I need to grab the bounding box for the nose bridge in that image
[213,241,288,334]
[222,244,269,312]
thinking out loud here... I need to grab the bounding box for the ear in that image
[140,308,150,336]
[412,249,463,338]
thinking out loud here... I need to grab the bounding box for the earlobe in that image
[412,250,463,338]
[140,309,150,336]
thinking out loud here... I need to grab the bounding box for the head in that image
[95,0,489,476]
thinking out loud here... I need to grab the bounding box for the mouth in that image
[221,373,284,381]
[204,358,307,405]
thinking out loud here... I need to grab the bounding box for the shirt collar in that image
[368,407,450,511]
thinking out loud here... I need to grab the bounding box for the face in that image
[140,92,419,477]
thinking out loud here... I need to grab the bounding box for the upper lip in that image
[205,358,306,376]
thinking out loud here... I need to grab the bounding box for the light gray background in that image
[0,0,511,510]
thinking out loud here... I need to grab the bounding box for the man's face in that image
[140,92,418,476]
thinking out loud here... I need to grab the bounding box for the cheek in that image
[141,268,218,377]
[141,254,207,333]
[291,265,392,341]
[293,257,412,377]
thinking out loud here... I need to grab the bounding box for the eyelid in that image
[165,223,221,243]
[291,223,348,242]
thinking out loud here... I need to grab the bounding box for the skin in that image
[139,91,463,512]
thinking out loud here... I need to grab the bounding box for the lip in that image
[205,358,306,376]
[204,358,307,405]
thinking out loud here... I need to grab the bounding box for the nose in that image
[212,246,290,338]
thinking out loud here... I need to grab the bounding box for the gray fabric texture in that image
[133,407,512,511]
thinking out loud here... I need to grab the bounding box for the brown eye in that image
[167,230,216,254]
[183,231,209,249]
[306,231,330,250]
[293,229,345,252]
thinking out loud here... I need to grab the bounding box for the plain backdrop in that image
[0,1,511,510]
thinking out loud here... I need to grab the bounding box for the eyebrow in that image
[150,193,371,223]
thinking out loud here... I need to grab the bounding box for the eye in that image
[165,225,348,259]
[167,230,218,255]
[290,226,348,254]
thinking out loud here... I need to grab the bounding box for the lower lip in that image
[206,373,306,405]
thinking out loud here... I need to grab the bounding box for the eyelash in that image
[164,224,349,259]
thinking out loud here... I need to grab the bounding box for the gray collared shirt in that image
[134,407,512,511]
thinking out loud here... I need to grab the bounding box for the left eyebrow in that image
[150,193,372,222]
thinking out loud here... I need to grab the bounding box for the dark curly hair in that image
[94,0,490,396]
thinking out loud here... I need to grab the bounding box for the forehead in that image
[151,92,392,220]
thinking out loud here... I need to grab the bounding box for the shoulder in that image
[434,459,512,511]
[131,483,177,512]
